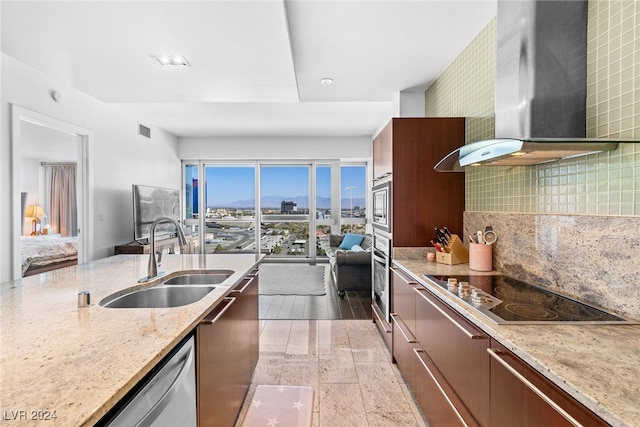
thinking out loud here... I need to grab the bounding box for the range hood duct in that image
[435,0,628,172]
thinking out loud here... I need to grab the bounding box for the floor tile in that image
[237,319,426,427]
[318,383,369,427]
[319,345,358,384]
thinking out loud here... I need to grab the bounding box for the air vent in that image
[138,124,151,138]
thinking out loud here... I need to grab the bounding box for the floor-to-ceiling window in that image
[259,164,310,258]
[183,160,367,260]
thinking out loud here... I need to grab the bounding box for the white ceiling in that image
[1,0,497,138]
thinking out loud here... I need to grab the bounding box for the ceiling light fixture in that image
[320,78,334,85]
[153,55,191,67]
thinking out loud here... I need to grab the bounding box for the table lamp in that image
[25,204,46,235]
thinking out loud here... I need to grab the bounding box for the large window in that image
[183,161,367,259]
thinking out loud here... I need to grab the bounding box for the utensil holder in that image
[469,242,493,271]
[436,234,469,265]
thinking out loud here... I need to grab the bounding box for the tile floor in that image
[235,319,428,427]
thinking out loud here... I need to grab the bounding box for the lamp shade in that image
[25,205,46,218]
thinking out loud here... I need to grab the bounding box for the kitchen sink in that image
[161,271,233,286]
[100,285,216,309]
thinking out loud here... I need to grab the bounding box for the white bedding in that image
[21,236,78,276]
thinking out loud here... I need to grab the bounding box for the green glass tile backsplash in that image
[425,1,640,215]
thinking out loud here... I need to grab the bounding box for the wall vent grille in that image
[138,124,151,138]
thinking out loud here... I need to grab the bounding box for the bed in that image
[21,236,78,277]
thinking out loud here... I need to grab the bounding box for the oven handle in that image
[372,253,387,264]
[487,348,584,427]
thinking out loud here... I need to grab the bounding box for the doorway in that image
[10,105,92,280]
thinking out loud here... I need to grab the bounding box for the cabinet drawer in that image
[489,340,608,427]
[391,313,417,391]
[391,267,417,333]
[414,348,478,427]
[415,287,489,427]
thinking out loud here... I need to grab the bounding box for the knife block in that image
[436,234,469,265]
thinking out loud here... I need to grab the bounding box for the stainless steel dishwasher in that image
[105,335,197,427]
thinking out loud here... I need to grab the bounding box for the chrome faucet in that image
[140,216,187,282]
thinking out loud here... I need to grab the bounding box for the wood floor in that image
[259,290,372,320]
[258,262,372,320]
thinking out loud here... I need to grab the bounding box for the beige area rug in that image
[259,264,328,296]
[242,385,314,427]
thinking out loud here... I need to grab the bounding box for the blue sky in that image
[192,165,366,205]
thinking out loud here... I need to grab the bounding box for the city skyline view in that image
[189,165,366,208]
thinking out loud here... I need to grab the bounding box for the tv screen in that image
[133,184,180,243]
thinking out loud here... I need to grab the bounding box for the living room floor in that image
[235,319,427,427]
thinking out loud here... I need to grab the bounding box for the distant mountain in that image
[211,195,366,209]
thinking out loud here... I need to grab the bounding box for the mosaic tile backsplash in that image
[425,1,640,216]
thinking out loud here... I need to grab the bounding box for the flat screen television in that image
[132,184,181,243]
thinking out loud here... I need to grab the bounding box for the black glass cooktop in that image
[425,275,636,325]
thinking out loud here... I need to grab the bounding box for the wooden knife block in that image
[436,234,469,265]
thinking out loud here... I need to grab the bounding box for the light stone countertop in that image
[0,253,262,427]
[394,257,640,427]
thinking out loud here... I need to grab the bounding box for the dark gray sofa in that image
[325,233,372,298]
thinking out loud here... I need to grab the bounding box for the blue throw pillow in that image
[339,233,365,250]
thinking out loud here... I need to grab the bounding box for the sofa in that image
[325,233,372,298]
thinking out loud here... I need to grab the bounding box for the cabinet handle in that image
[486,348,584,427]
[415,288,484,340]
[390,313,416,343]
[414,348,470,427]
[391,268,418,286]
[231,275,256,294]
[371,304,392,333]
[201,297,236,325]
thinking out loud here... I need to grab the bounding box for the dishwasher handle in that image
[135,338,195,427]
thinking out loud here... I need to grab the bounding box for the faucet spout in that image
[143,216,187,282]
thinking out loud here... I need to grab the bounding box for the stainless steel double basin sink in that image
[100,271,233,309]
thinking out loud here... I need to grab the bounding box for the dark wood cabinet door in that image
[489,340,609,427]
[371,118,465,247]
[414,287,490,427]
[414,348,478,427]
[197,297,243,427]
[391,118,465,247]
[373,120,393,180]
[391,266,419,390]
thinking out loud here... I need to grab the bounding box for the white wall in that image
[1,54,181,282]
[179,136,371,161]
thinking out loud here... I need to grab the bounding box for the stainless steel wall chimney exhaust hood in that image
[435,0,632,172]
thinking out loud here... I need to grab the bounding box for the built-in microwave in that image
[372,178,391,234]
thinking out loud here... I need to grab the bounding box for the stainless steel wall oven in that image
[372,232,391,323]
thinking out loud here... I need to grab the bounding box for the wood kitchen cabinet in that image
[197,269,260,427]
[232,268,260,376]
[414,285,490,427]
[372,118,465,246]
[373,121,392,180]
[390,267,419,391]
[488,340,608,427]
[390,265,610,427]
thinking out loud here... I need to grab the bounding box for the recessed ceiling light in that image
[153,55,191,67]
[320,78,334,85]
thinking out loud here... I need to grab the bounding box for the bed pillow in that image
[339,233,365,250]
